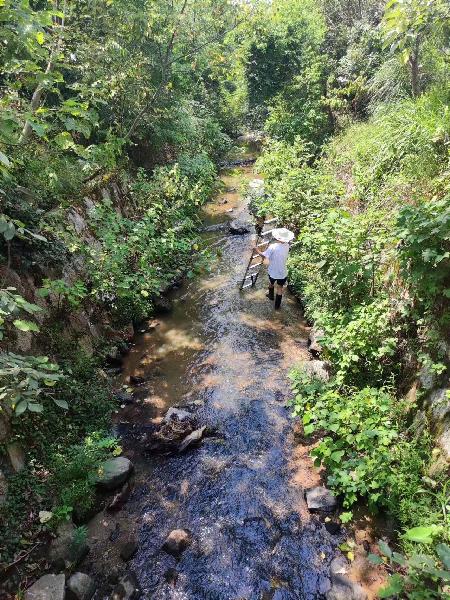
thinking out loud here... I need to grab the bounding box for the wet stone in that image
[178,425,206,452]
[229,219,251,235]
[107,481,132,512]
[129,375,147,385]
[119,537,138,561]
[114,391,134,405]
[162,529,192,557]
[110,571,141,600]
[162,407,192,423]
[305,486,337,512]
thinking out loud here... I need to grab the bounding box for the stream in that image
[88,162,353,599]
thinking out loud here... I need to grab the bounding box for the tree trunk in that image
[409,38,421,98]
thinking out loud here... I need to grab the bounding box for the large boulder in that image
[25,574,66,600]
[96,457,133,491]
[49,522,89,569]
[67,572,95,600]
[110,572,141,600]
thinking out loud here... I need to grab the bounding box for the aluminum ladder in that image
[239,218,277,290]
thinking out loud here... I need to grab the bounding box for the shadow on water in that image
[114,165,341,599]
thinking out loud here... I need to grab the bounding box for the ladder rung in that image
[264,218,277,224]
[256,242,269,248]
[249,262,263,269]
[244,273,256,279]
[241,283,253,289]
[261,229,274,236]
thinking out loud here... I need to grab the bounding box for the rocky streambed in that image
[21,163,384,600]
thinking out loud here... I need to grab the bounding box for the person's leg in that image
[274,278,287,309]
[267,276,275,300]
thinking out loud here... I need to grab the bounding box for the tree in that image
[383,0,450,96]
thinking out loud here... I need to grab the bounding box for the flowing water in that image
[107,164,346,599]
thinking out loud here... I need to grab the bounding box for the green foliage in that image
[0,288,64,414]
[396,196,450,321]
[38,279,87,311]
[371,537,450,598]
[289,374,403,511]
[48,432,120,522]
[72,160,214,323]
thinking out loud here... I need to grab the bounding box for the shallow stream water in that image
[101,164,347,599]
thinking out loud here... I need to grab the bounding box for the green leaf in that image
[403,526,441,544]
[378,574,404,598]
[368,553,383,565]
[436,544,450,569]
[15,400,28,415]
[29,120,46,137]
[13,320,40,333]
[378,540,392,558]
[36,31,45,45]
[0,151,11,167]
[53,398,68,409]
[3,223,15,241]
[28,402,44,413]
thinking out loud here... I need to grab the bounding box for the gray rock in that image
[308,328,325,357]
[178,426,206,453]
[300,360,331,382]
[330,556,349,576]
[229,220,250,235]
[120,537,138,561]
[327,576,367,600]
[49,522,89,568]
[110,572,141,600]
[163,407,192,424]
[426,388,450,421]
[67,572,95,600]
[439,421,450,460]
[96,457,133,491]
[326,556,367,599]
[419,365,437,391]
[0,469,7,506]
[162,529,192,557]
[7,441,25,472]
[305,486,337,512]
[24,574,66,600]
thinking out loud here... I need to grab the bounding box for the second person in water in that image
[253,227,295,309]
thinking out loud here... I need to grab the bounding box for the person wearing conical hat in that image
[253,228,295,309]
